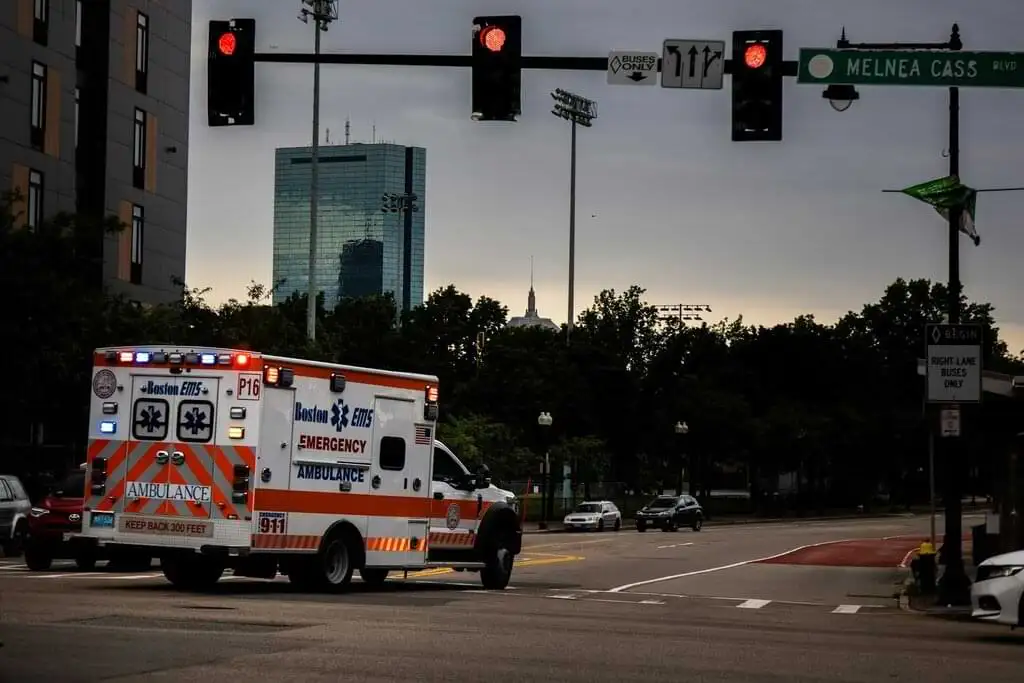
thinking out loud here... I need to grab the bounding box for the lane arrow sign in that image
[627,71,648,82]
[687,45,699,77]
[702,46,722,77]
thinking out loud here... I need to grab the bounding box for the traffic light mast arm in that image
[254,51,799,75]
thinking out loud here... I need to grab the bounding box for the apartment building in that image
[0,0,192,303]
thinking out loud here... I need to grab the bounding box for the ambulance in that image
[79,346,522,591]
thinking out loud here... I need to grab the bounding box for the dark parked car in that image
[635,495,704,532]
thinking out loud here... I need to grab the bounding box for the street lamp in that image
[537,411,553,529]
[298,0,339,341]
[822,84,860,112]
[675,421,689,496]
[550,88,597,346]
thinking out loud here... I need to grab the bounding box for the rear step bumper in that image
[84,539,252,557]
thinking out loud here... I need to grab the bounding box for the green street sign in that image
[797,48,1024,88]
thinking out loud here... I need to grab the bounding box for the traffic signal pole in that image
[834,25,970,604]
[254,52,801,75]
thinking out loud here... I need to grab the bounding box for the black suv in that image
[635,495,704,532]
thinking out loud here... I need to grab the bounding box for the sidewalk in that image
[521,511,921,534]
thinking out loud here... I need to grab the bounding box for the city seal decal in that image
[92,369,117,399]
[446,503,461,530]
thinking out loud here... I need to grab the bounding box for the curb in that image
[522,512,920,534]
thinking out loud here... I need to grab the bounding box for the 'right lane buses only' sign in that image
[925,323,982,403]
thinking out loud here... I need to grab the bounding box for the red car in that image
[25,467,151,571]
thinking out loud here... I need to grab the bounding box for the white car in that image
[563,501,621,532]
[970,549,1024,628]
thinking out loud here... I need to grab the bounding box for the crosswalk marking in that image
[833,604,862,614]
[737,599,772,609]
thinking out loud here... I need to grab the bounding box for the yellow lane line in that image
[525,538,616,551]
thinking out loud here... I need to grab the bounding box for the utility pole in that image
[298,0,339,341]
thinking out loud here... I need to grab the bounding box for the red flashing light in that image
[480,26,506,52]
[744,43,768,69]
[234,353,250,368]
[218,32,237,56]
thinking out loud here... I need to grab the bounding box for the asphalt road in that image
[1,514,1020,682]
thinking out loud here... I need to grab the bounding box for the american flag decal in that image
[415,424,432,445]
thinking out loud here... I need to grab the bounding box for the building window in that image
[30,62,46,151]
[133,108,146,189]
[74,87,80,149]
[27,170,44,229]
[135,12,149,93]
[74,0,81,58]
[130,204,144,284]
[33,0,49,46]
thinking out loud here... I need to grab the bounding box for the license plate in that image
[62,532,72,542]
[90,511,115,528]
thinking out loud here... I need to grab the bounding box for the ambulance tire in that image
[359,568,389,587]
[162,555,224,591]
[74,550,98,571]
[310,531,355,593]
[479,533,515,590]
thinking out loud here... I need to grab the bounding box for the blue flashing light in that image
[200,353,217,365]
[99,421,117,434]
[135,352,151,363]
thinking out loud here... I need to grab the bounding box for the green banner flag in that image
[900,175,980,246]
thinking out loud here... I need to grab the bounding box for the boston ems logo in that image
[446,503,461,530]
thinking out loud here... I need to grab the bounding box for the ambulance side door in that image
[365,396,430,567]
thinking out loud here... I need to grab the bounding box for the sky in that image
[185,0,1024,352]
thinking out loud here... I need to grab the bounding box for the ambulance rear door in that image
[121,375,217,529]
[364,395,431,568]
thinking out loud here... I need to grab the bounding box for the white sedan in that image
[562,501,621,532]
[970,549,1024,628]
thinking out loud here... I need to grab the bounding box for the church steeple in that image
[527,255,536,314]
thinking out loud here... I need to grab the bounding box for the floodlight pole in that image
[550,89,596,345]
[299,0,339,341]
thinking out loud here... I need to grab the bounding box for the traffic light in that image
[208,19,255,127]
[731,30,783,141]
[471,15,522,122]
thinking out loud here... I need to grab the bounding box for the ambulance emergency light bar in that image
[104,349,252,368]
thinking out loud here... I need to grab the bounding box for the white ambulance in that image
[79,346,522,591]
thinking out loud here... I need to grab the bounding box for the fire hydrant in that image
[911,541,937,593]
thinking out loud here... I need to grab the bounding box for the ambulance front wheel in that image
[480,537,515,590]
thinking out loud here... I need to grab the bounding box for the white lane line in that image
[0,564,28,571]
[607,537,863,593]
[833,604,862,614]
[656,543,694,549]
[638,599,666,605]
[737,599,771,609]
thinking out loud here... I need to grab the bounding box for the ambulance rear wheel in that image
[315,533,354,592]
[162,555,224,591]
[359,568,389,587]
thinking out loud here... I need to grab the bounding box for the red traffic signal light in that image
[744,44,767,69]
[480,25,506,52]
[217,32,237,56]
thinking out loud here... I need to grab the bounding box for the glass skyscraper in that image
[272,143,426,312]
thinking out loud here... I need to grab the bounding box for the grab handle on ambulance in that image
[155,450,170,465]
[171,451,185,466]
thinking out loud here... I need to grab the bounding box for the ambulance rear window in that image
[177,400,215,443]
[379,437,405,471]
[132,399,170,441]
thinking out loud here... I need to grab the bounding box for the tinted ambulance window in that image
[132,398,169,441]
[432,448,465,482]
[378,436,405,471]
[177,400,215,443]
